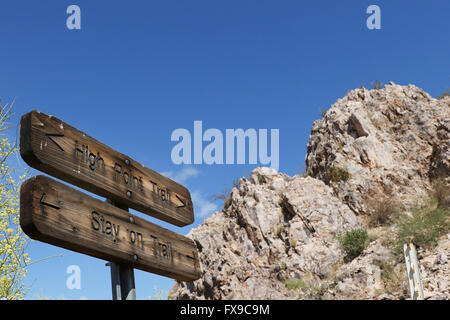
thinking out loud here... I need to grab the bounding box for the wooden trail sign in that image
[20,110,193,227]
[20,175,201,281]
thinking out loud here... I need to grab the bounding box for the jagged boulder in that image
[419,235,450,300]
[170,167,363,299]
[305,82,449,215]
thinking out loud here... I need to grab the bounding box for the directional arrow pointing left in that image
[39,193,60,210]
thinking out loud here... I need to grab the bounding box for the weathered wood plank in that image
[20,110,194,226]
[20,175,201,281]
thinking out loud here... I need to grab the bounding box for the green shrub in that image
[257,174,265,184]
[338,228,369,261]
[282,276,327,299]
[282,278,307,291]
[328,166,350,182]
[394,204,449,253]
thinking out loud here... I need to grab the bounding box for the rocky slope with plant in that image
[305,82,449,216]
[170,83,449,300]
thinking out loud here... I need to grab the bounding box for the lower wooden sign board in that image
[20,175,201,282]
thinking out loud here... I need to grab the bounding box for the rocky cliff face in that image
[170,83,449,300]
[171,168,363,299]
[305,82,449,215]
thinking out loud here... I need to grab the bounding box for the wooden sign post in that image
[20,110,194,227]
[404,243,424,300]
[20,175,201,282]
[19,111,201,299]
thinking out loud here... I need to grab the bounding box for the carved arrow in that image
[45,133,65,152]
[39,193,60,210]
[176,195,186,209]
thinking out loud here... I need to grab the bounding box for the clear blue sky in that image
[0,1,448,299]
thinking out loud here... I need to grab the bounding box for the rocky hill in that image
[306,82,449,217]
[169,83,449,300]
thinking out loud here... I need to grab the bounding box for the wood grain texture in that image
[20,110,193,226]
[20,175,201,281]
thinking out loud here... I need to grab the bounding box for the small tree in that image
[0,100,31,299]
[338,228,369,261]
[327,166,350,183]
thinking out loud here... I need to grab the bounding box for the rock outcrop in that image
[305,82,449,215]
[171,168,362,299]
[170,84,449,300]
[419,235,450,300]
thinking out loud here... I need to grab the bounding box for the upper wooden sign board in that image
[20,110,194,227]
[20,175,201,281]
